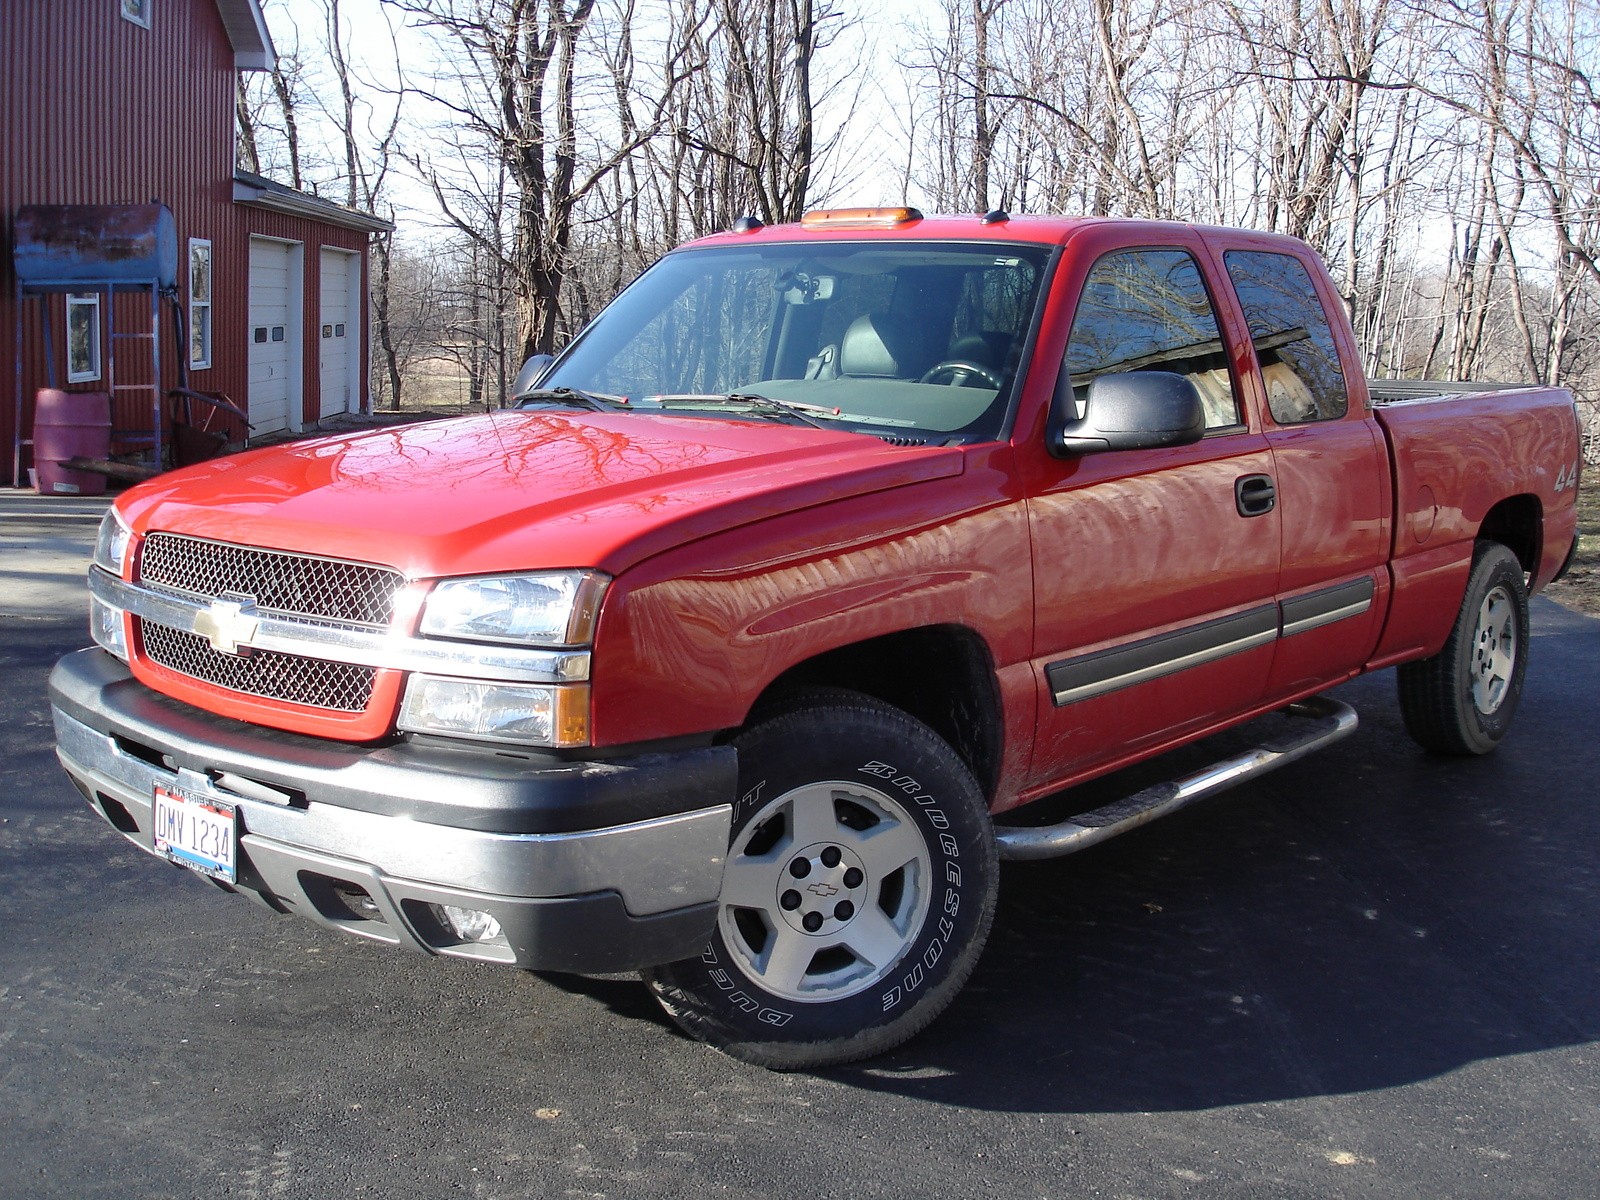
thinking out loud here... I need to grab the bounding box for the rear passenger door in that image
[1022,232,1282,791]
[1212,241,1392,700]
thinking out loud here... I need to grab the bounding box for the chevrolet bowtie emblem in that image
[193,593,260,656]
[806,882,840,898]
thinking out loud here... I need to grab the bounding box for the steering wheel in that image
[918,359,1003,388]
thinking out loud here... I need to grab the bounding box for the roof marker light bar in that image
[800,207,924,229]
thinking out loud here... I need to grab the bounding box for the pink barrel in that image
[33,389,111,496]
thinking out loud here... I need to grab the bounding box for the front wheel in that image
[1397,540,1530,755]
[644,693,998,1069]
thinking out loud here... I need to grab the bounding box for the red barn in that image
[2,0,392,487]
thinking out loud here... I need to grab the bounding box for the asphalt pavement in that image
[0,490,111,618]
[2,492,1598,1198]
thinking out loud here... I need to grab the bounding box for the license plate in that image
[152,784,237,883]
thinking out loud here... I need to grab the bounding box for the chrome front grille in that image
[142,623,377,712]
[140,534,404,627]
[134,534,400,714]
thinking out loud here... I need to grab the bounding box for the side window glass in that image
[1064,249,1239,429]
[1223,250,1348,424]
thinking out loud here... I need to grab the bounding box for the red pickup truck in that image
[51,210,1582,1068]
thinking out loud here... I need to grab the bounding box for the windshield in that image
[542,241,1052,443]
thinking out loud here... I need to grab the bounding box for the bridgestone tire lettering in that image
[642,691,999,1070]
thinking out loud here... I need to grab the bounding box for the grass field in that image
[376,356,491,417]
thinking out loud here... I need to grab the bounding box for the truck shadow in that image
[825,600,1600,1111]
[554,601,1600,1111]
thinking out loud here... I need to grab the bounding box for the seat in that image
[839,313,938,378]
[946,331,1013,371]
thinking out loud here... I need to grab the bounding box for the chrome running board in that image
[994,696,1359,861]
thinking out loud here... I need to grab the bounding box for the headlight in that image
[398,676,589,747]
[93,509,132,576]
[420,571,607,646]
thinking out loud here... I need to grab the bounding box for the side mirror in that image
[509,353,556,402]
[1049,371,1206,456]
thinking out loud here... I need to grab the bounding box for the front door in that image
[1023,235,1283,793]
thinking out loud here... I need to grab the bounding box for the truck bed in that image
[1372,384,1579,636]
[1367,377,1543,403]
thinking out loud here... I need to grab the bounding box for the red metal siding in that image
[2,0,374,484]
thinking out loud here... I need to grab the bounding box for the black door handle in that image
[1236,474,1276,517]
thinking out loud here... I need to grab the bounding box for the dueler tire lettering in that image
[643,691,999,1070]
[1397,540,1530,756]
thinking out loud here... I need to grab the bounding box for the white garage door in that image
[319,249,356,419]
[248,238,298,436]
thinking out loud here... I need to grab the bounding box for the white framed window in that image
[120,0,152,29]
[66,294,103,383]
[188,238,213,370]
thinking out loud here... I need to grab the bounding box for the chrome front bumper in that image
[50,649,733,972]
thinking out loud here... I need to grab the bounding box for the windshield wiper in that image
[643,392,841,429]
[514,386,629,413]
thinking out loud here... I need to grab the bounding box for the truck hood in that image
[117,412,964,579]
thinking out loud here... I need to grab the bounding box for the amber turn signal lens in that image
[800,207,924,229]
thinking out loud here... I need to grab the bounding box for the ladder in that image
[104,280,165,470]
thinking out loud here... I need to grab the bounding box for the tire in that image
[643,692,999,1069]
[1397,541,1530,756]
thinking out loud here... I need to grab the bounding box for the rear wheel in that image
[1398,541,1529,755]
[644,693,998,1069]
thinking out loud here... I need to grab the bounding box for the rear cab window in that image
[1222,251,1350,425]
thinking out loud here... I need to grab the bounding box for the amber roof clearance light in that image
[800,206,924,229]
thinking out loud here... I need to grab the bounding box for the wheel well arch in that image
[745,625,1004,800]
[1479,494,1542,574]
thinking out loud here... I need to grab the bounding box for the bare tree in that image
[390,0,698,363]
[371,244,449,408]
[317,0,413,408]
[242,0,1595,445]
[642,0,848,236]
[237,75,263,175]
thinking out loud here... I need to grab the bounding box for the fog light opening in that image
[329,882,387,924]
[95,792,141,835]
[430,903,503,943]
[90,596,129,662]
